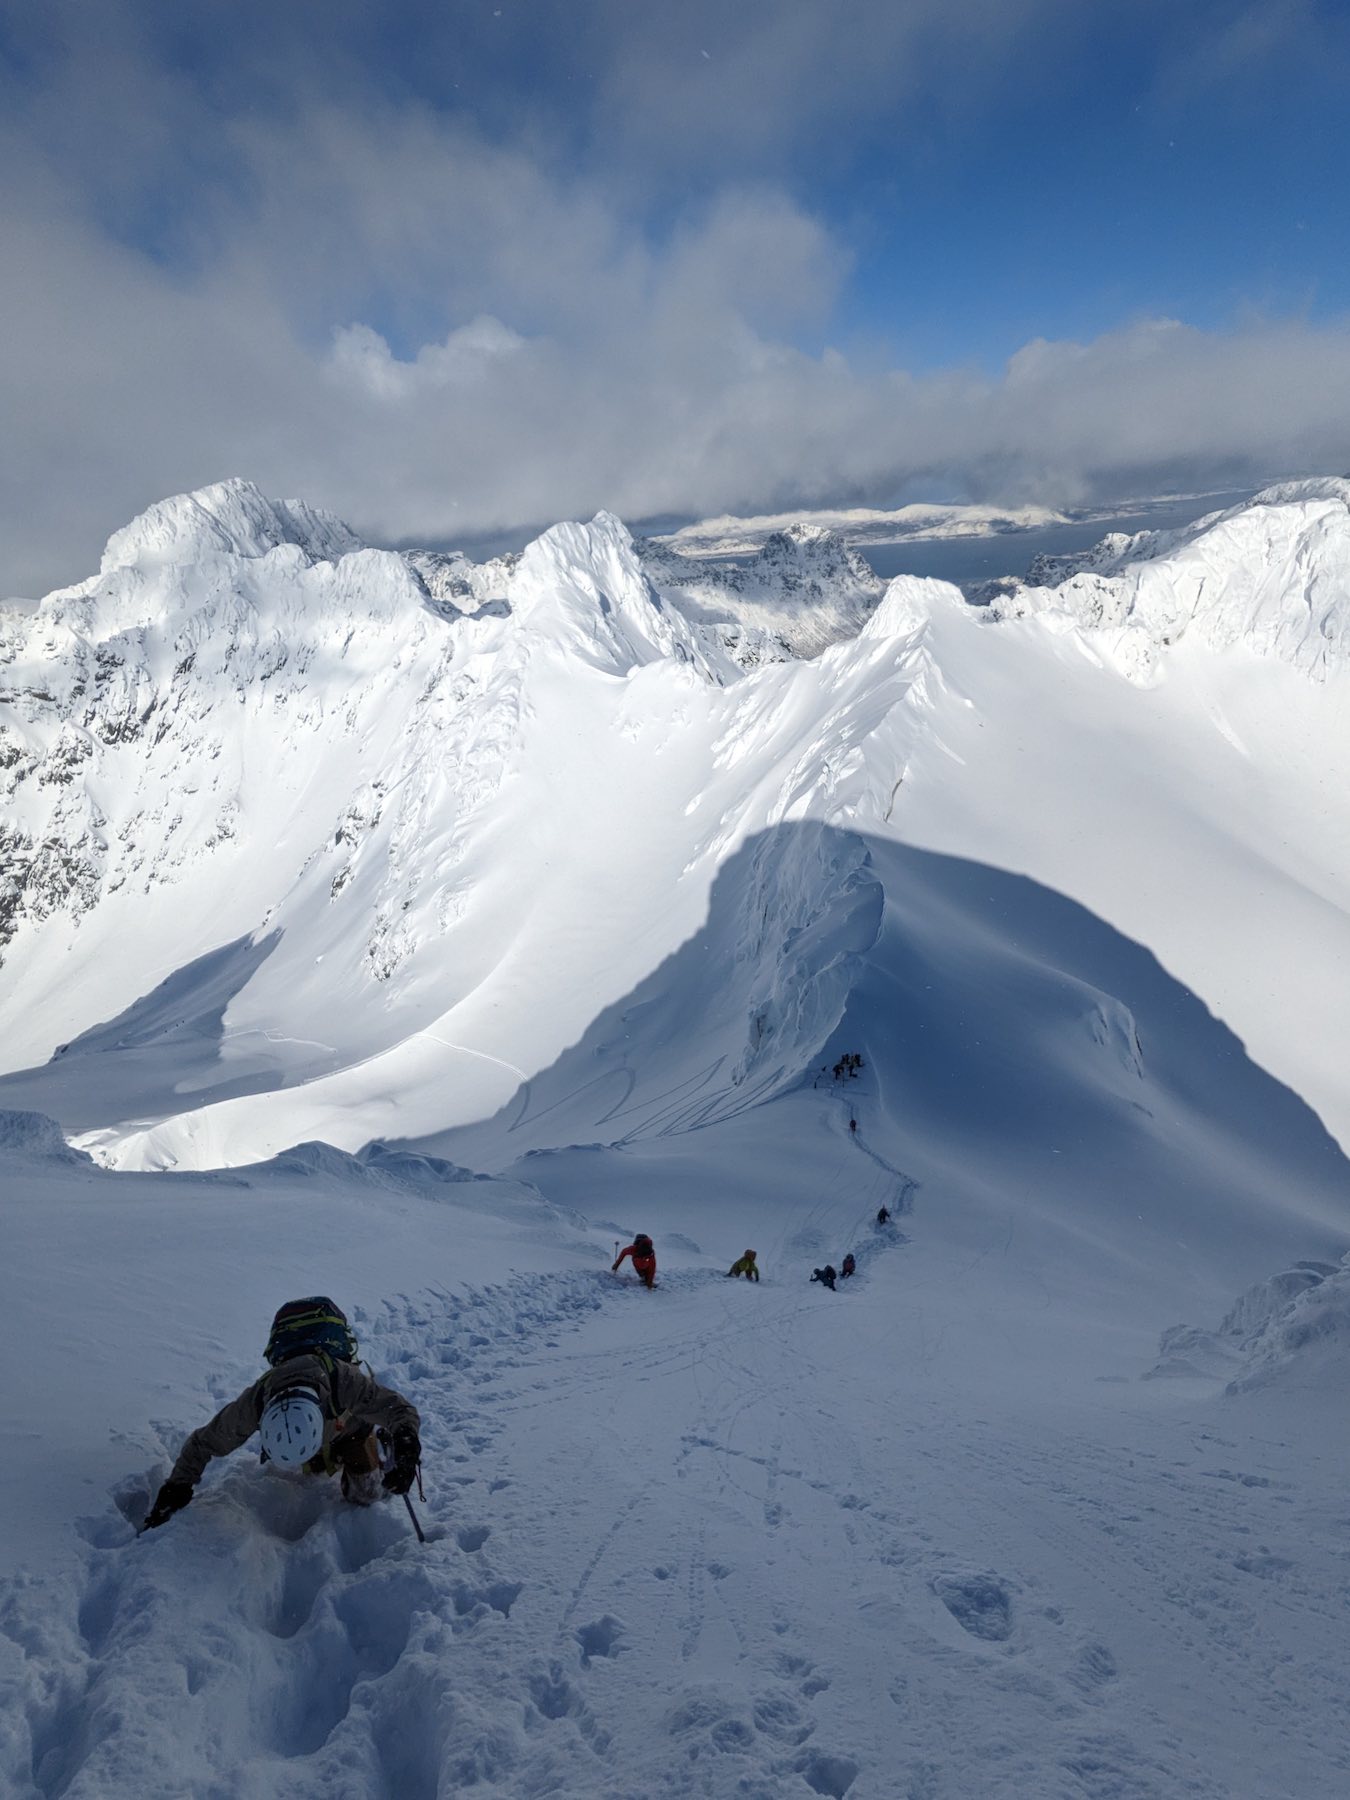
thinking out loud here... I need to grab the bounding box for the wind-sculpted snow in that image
[0,1107,94,1164]
[1150,1253,1350,1391]
[989,477,1350,680]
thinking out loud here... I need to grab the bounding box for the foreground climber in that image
[613,1234,658,1288]
[143,1297,421,1530]
[726,1249,760,1281]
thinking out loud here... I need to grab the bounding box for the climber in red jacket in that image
[612,1233,657,1288]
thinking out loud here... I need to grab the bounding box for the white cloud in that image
[3,6,1349,595]
[331,318,529,401]
[5,128,1350,599]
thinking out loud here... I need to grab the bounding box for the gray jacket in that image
[170,1353,419,1487]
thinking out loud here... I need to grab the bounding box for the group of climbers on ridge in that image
[811,1205,895,1290]
[609,1227,892,1293]
[144,1112,898,1533]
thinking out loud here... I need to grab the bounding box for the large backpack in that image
[265,1296,358,1368]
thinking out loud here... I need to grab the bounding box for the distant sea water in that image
[858,492,1248,591]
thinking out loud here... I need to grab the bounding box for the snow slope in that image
[4,1079,1350,1799]
[3,475,1350,1797]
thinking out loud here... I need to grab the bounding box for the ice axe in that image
[378,1428,427,1542]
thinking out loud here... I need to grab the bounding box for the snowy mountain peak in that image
[637,520,883,661]
[990,476,1350,680]
[506,512,715,676]
[99,478,363,577]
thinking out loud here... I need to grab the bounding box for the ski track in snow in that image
[6,1228,1349,1800]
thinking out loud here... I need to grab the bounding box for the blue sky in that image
[3,0,1350,592]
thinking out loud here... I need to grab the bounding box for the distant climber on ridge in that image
[811,1265,837,1291]
[142,1297,421,1531]
[876,1205,890,1226]
[612,1234,657,1289]
[840,1253,856,1279]
[726,1249,760,1281]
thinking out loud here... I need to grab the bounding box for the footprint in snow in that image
[931,1571,1014,1642]
[450,1578,522,1621]
[794,1747,861,1797]
[576,1613,625,1664]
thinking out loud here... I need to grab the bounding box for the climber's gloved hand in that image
[143,1478,193,1530]
[382,1427,421,1496]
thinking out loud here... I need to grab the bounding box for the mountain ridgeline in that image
[2,475,1349,1179]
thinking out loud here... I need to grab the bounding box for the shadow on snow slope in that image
[392,827,1350,1297]
[0,930,284,1129]
[0,821,1345,1296]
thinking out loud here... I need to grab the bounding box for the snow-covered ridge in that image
[4,473,1350,1174]
[0,478,944,1167]
[987,477,1350,680]
[0,491,732,973]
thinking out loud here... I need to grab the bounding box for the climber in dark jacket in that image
[143,1298,420,1530]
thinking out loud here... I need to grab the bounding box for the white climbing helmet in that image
[259,1387,325,1468]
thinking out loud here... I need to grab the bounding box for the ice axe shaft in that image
[403,1492,426,1542]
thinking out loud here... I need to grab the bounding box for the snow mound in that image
[1149,1254,1350,1388]
[100,478,362,575]
[0,1108,91,1164]
[260,1139,482,1191]
[1224,1255,1350,1390]
[989,477,1350,679]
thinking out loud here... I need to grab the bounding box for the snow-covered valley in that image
[3,477,1350,1798]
